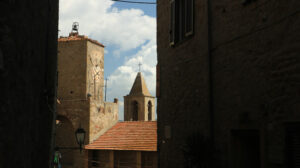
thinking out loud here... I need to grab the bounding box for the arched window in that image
[148,101,152,121]
[132,101,138,121]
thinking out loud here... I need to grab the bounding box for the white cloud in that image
[107,39,157,120]
[59,0,157,120]
[59,0,156,52]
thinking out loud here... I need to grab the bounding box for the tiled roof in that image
[128,72,152,97]
[58,34,105,47]
[85,121,157,151]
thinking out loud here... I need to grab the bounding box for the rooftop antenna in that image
[71,22,79,33]
[104,78,108,101]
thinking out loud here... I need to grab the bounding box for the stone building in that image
[56,28,118,168]
[157,0,300,168]
[85,72,157,168]
[124,72,155,121]
[0,1,58,167]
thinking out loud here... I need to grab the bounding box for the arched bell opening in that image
[148,101,152,121]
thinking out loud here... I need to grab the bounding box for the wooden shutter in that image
[286,124,300,168]
[170,0,176,45]
[185,0,194,36]
[179,0,185,41]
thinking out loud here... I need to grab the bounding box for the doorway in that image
[286,123,300,168]
[231,129,261,168]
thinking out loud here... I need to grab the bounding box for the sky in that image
[59,0,157,120]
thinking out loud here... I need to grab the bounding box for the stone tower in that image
[56,24,118,168]
[124,72,155,121]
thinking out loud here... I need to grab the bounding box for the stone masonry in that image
[124,72,155,121]
[157,0,300,168]
[56,32,118,168]
[0,1,58,167]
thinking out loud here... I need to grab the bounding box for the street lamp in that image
[75,126,86,153]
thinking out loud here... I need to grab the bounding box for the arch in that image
[132,101,138,121]
[148,101,152,121]
[55,115,76,167]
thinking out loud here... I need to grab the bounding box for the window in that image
[132,101,138,121]
[92,151,99,167]
[185,0,194,35]
[170,0,194,46]
[148,101,152,121]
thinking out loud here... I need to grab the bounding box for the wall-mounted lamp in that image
[75,126,86,153]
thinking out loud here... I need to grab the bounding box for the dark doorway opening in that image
[231,129,261,168]
[55,115,76,167]
[286,123,300,168]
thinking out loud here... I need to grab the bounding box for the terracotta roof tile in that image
[85,121,157,151]
[58,35,105,47]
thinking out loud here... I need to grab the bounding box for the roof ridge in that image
[85,121,157,151]
[58,35,105,47]
[128,72,152,96]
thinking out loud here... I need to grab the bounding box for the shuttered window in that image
[169,0,175,45]
[179,0,185,41]
[170,0,194,46]
[185,0,194,36]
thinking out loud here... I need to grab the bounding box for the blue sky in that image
[112,1,156,17]
[59,0,157,120]
[102,1,156,77]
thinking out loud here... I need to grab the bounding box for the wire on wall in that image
[112,0,156,4]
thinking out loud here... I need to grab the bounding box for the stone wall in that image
[124,96,155,121]
[87,41,104,101]
[58,40,87,100]
[144,96,156,121]
[89,101,119,143]
[0,0,58,167]
[57,37,118,168]
[157,0,300,168]
[56,100,90,168]
[157,0,210,167]
[57,39,91,168]
[211,1,300,167]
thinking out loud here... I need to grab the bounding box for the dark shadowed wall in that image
[157,0,300,168]
[0,1,58,167]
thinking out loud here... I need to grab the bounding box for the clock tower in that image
[56,24,119,168]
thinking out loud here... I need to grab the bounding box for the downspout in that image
[207,0,214,144]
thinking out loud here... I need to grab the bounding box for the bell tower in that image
[124,72,155,121]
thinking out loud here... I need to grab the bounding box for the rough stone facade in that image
[90,101,119,142]
[0,1,58,168]
[85,74,157,168]
[124,72,155,121]
[56,34,118,168]
[157,0,300,168]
